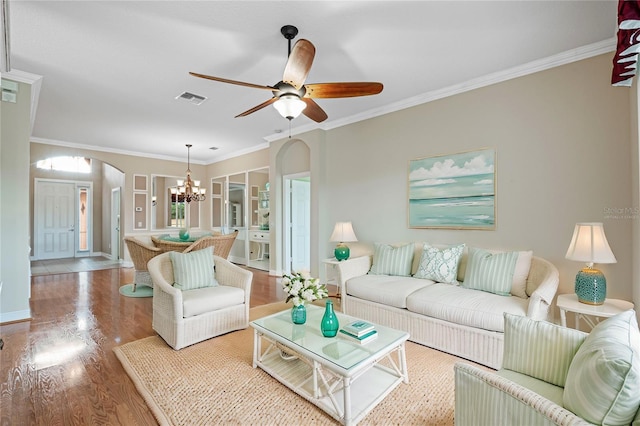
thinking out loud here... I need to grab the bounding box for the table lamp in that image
[330,222,358,261]
[565,222,617,305]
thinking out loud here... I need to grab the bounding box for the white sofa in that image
[335,242,560,369]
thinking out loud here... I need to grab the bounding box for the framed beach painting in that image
[408,148,496,229]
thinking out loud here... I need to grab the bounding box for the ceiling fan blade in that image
[235,97,278,118]
[301,98,328,123]
[189,72,275,91]
[304,82,383,98]
[282,39,315,90]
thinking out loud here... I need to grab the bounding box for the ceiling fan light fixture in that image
[274,94,306,120]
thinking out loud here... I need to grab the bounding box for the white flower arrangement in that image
[281,270,328,306]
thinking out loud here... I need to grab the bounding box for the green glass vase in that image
[291,304,306,324]
[321,300,339,337]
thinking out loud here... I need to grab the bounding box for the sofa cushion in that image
[368,243,414,277]
[346,275,434,309]
[502,313,586,387]
[406,283,528,332]
[497,369,565,407]
[462,248,518,296]
[414,243,465,284]
[182,285,245,318]
[170,247,218,291]
[563,310,640,425]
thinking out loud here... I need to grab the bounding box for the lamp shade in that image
[565,222,617,264]
[330,222,358,243]
[273,95,306,120]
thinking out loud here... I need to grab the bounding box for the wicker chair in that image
[148,251,253,350]
[182,231,238,259]
[124,237,162,292]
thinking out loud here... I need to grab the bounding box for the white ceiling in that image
[8,1,617,164]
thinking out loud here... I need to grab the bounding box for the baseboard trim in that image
[0,309,31,325]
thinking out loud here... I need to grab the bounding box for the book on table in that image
[342,320,375,337]
[339,329,378,344]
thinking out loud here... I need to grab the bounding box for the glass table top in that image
[251,304,408,371]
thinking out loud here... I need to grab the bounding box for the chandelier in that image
[177,144,206,203]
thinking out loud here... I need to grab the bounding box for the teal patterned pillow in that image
[368,243,414,277]
[462,248,518,296]
[414,243,465,284]
[563,310,640,425]
[170,247,218,290]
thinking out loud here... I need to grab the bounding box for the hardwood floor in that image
[0,265,284,425]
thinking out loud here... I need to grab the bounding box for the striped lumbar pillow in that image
[170,246,218,290]
[563,310,640,425]
[462,247,518,296]
[368,243,414,277]
[502,313,587,387]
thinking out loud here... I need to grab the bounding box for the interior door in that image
[111,187,121,260]
[284,174,311,273]
[35,180,76,259]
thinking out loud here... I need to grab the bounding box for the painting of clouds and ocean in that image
[409,148,495,229]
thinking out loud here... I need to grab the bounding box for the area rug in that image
[118,283,153,298]
[114,302,472,425]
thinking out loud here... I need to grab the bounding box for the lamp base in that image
[334,243,350,261]
[575,267,606,305]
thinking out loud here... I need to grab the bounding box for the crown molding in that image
[3,69,44,133]
[30,137,209,165]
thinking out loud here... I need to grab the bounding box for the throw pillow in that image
[368,243,414,277]
[170,246,218,291]
[414,243,465,284]
[462,247,518,296]
[502,313,587,387]
[511,250,533,298]
[563,310,640,425]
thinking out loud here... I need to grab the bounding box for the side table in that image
[322,257,343,298]
[557,293,634,330]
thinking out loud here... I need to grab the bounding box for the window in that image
[36,156,91,173]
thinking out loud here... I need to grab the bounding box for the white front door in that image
[35,180,76,259]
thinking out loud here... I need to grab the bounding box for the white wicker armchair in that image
[148,251,253,350]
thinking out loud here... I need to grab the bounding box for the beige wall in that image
[272,53,635,306]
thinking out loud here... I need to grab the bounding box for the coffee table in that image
[251,304,409,426]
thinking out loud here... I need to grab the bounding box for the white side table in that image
[322,258,343,298]
[557,293,634,330]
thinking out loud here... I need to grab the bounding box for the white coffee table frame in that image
[557,293,634,329]
[251,305,409,426]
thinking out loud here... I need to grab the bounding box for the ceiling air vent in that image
[176,91,207,106]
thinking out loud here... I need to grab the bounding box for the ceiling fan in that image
[190,25,383,123]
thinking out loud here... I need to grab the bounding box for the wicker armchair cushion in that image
[502,312,586,387]
[182,286,245,318]
[563,310,640,425]
[169,247,218,290]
